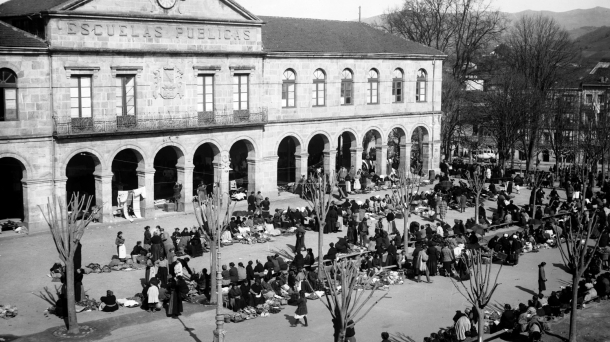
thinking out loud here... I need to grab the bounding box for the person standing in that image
[116,231,126,262]
[255,191,264,215]
[538,262,547,296]
[147,278,160,313]
[143,226,152,251]
[247,191,256,213]
[416,247,431,283]
[261,197,271,219]
[438,197,448,224]
[292,291,308,327]
[161,228,173,259]
[511,235,523,266]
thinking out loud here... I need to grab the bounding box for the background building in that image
[0,0,444,231]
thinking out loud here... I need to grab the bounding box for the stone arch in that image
[193,140,222,197]
[64,149,104,211]
[108,144,149,169]
[274,132,305,155]
[152,144,187,211]
[0,156,27,223]
[62,147,105,177]
[362,127,386,175]
[110,147,146,207]
[306,131,332,174]
[336,130,358,170]
[410,125,431,175]
[0,152,30,180]
[387,125,409,174]
[0,62,23,83]
[227,136,258,159]
[229,138,257,193]
[277,134,303,186]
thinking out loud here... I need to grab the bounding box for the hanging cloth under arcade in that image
[116,187,146,221]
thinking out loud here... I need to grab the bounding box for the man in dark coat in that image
[326,206,338,234]
[511,235,523,266]
[247,192,256,213]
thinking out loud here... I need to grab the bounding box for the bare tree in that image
[474,72,528,172]
[505,14,579,171]
[543,91,579,176]
[192,190,233,342]
[304,173,337,280]
[40,194,100,335]
[450,249,504,342]
[322,259,388,342]
[395,167,424,248]
[557,172,604,342]
[378,0,506,158]
[466,168,486,224]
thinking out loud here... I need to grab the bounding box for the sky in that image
[234,0,610,20]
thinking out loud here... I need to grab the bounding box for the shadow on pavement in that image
[177,317,203,342]
[515,285,537,296]
[13,302,214,342]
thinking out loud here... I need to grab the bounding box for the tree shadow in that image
[33,285,61,306]
[515,285,537,296]
[390,332,417,342]
[544,330,569,342]
[552,263,572,274]
[270,248,295,261]
[177,317,203,342]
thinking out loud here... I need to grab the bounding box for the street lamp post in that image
[213,243,225,342]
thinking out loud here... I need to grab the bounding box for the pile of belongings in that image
[84,259,143,274]
[0,304,18,319]
[264,298,284,314]
[1,220,24,234]
[118,294,142,308]
[377,270,405,286]
[237,306,259,320]
[305,291,324,300]
[75,297,101,312]
[255,304,270,317]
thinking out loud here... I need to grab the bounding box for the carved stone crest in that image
[153,64,184,99]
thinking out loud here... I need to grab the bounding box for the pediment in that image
[59,0,260,22]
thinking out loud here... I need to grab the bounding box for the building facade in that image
[0,0,444,232]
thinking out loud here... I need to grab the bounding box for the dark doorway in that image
[0,158,24,221]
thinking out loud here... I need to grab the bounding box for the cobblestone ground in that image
[0,180,575,342]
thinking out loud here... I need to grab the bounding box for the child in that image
[292,291,308,327]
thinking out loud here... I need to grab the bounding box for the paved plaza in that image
[0,183,575,342]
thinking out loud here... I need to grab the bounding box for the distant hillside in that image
[357,7,610,32]
[573,26,610,65]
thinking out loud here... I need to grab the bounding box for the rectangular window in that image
[197,75,214,112]
[416,80,427,102]
[0,88,17,121]
[312,82,325,106]
[341,81,352,105]
[367,81,378,104]
[392,80,403,102]
[586,94,593,104]
[233,74,248,112]
[282,82,295,108]
[599,94,605,104]
[70,76,92,118]
[115,75,136,116]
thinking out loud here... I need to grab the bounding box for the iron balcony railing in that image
[53,108,268,136]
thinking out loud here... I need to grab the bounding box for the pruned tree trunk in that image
[476,306,484,342]
[65,260,78,333]
[318,222,325,280]
[210,242,217,304]
[569,272,580,342]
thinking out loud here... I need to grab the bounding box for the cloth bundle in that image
[0,304,18,319]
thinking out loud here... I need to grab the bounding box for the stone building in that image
[0,0,444,231]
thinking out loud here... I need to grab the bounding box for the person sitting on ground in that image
[324,243,337,261]
[335,236,349,254]
[100,290,119,312]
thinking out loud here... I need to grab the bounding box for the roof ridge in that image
[0,20,48,46]
[259,15,355,23]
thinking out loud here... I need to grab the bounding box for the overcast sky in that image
[0,0,607,20]
[236,0,609,20]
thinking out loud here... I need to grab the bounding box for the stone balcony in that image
[52,108,268,137]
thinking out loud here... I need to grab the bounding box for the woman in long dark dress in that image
[426,242,439,276]
[228,283,243,312]
[188,228,204,257]
[150,232,164,262]
[156,255,169,288]
[167,277,185,317]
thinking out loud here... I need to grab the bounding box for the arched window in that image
[416,69,427,102]
[0,68,18,121]
[341,68,353,105]
[366,69,379,104]
[312,69,326,107]
[282,69,296,108]
[392,68,404,103]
